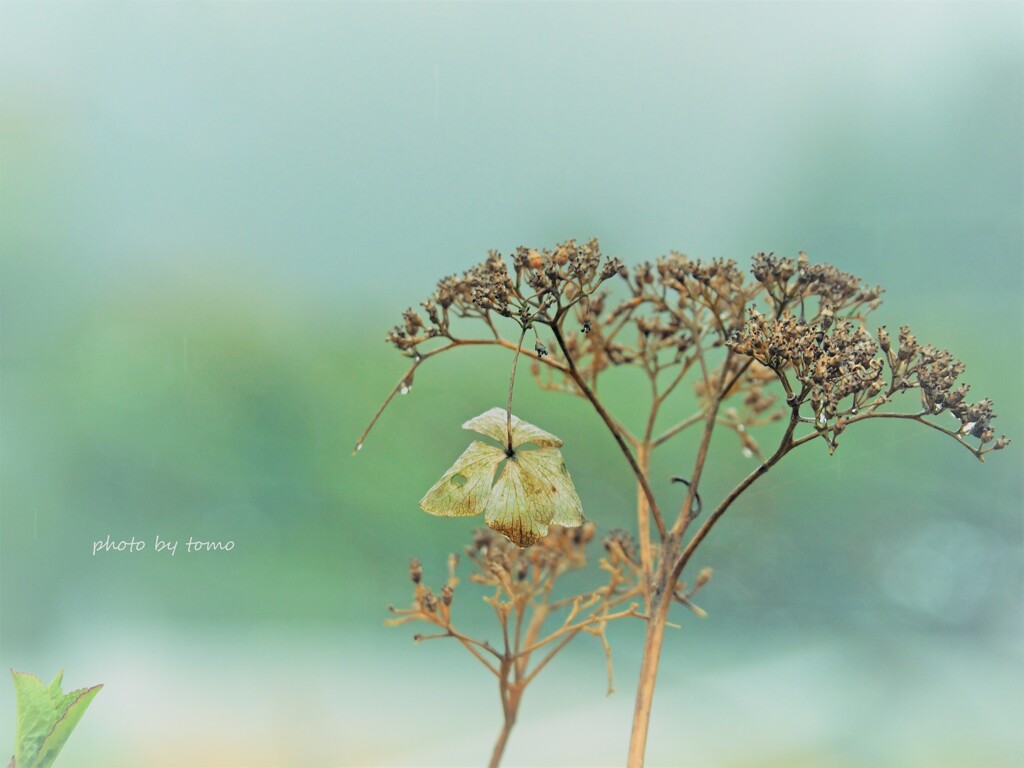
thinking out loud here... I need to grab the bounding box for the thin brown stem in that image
[454,337,568,370]
[453,636,502,677]
[517,604,640,658]
[670,402,719,539]
[654,353,697,407]
[355,336,574,451]
[506,325,529,453]
[841,410,986,460]
[671,350,746,539]
[671,405,801,584]
[352,359,419,453]
[626,591,672,768]
[651,412,703,448]
[490,667,520,768]
[411,626,502,675]
[520,629,581,687]
[549,323,668,541]
[719,357,754,401]
[636,441,654,607]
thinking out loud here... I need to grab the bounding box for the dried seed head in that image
[695,567,712,589]
[603,528,637,563]
[419,589,437,613]
[878,325,891,353]
[897,326,918,361]
[820,305,835,330]
[409,558,423,584]
[574,521,597,546]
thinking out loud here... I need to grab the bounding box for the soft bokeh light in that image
[2,3,1021,767]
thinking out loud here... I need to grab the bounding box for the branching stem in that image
[549,323,668,542]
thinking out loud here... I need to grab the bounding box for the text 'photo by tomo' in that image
[1,3,1021,767]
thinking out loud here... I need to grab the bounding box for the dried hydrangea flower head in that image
[419,408,583,547]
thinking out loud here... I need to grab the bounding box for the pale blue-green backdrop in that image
[1,3,1021,766]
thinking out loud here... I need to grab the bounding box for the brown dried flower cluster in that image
[387,523,642,652]
[751,251,883,314]
[727,310,883,451]
[880,326,1004,447]
[371,238,1005,486]
[386,238,622,355]
[387,524,645,767]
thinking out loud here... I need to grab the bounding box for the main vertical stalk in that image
[489,667,521,768]
[635,442,654,606]
[489,707,516,768]
[626,587,672,767]
[628,439,672,767]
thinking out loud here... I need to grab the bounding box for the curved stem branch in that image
[549,324,668,541]
[671,405,800,583]
[652,412,703,448]
[841,410,985,460]
[355,337,570,452]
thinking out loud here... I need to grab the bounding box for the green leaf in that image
[11,672,51,768]
[10,670,101,768]
[419,409,584,547]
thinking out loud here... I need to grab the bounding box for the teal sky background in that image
[2,3,1022,766]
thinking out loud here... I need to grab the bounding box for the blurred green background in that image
[1,3,1021,766]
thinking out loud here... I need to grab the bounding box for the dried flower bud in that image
[897,326,917,361]
[441,584,453,606]
[604,528,637,563]
[877,326,891,353]
[820,305,835,330]
[409,558,423,584]
[473,528,493,552]
[420,590,437,613]
[695,567,712,589]
[403,308,425,335]
[573,521,596,546]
